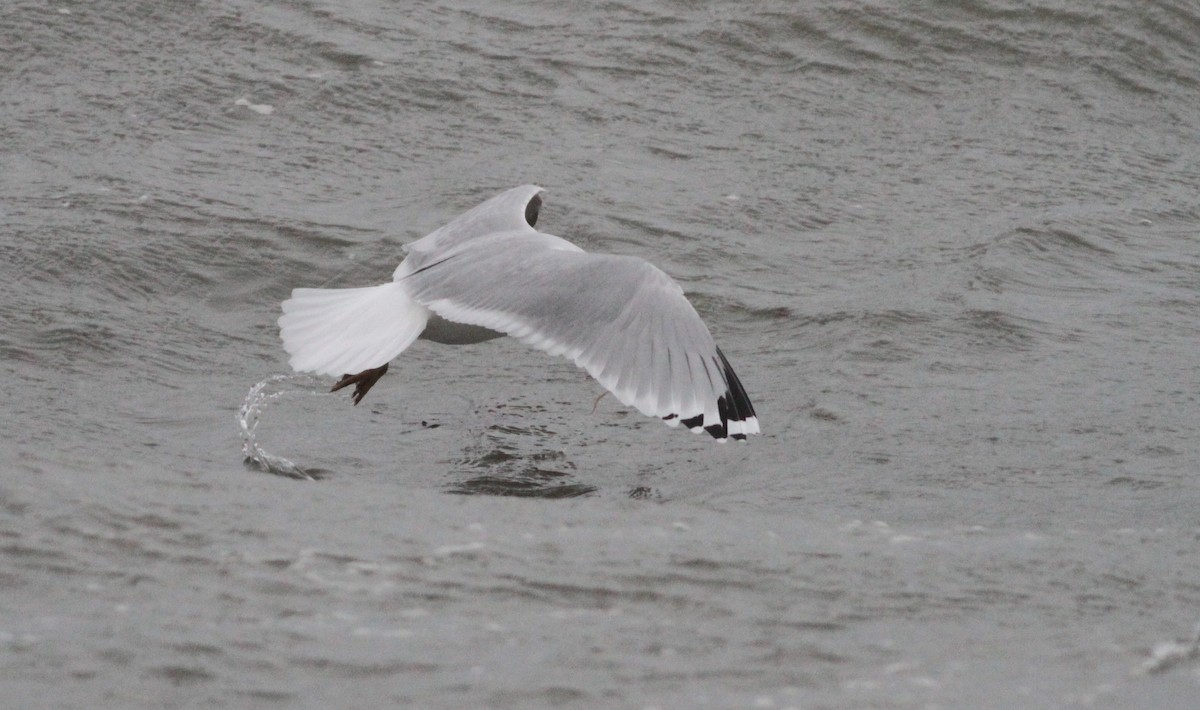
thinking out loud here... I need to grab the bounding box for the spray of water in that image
[237,374,324,480]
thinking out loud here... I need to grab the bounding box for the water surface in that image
[2,1,1199,707]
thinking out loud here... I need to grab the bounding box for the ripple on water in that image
[447,409,598,498]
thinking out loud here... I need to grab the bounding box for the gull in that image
[278,185,759,441]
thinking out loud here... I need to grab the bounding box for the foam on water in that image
[1139,622,1200,676]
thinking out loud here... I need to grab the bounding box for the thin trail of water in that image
[237,373,328,480]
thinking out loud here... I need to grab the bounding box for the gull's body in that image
[278,185,759,441]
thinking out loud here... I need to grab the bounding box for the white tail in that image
[278,282,429,376]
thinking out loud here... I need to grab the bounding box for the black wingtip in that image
[715,346,756,417]
[659,349,757,441]
[525,194,542,227]
[713,347,757,440]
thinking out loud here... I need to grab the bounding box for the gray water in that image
[3,0,1199,707]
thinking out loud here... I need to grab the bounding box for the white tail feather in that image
[278,282,428,376]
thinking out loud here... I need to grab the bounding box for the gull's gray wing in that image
[398,184,544,276]
[400,234,758,440]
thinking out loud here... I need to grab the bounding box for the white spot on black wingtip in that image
[660,351,757,441]
[714,346,757,439]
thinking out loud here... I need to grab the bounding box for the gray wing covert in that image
[399,185,543,275]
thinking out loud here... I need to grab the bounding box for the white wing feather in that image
[279,282,428,376]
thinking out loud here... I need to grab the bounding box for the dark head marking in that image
[525,194,542,227]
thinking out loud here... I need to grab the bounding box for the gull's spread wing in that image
[401,234,758,440]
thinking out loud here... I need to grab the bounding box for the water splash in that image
[237,374,323,480]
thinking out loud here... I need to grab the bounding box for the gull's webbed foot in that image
[331,363,389,406]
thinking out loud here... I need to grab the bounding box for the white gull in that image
[278,185,759,441]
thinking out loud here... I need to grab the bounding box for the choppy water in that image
[3,1,1200,707]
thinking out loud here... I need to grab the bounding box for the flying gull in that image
[278,185,759,441]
